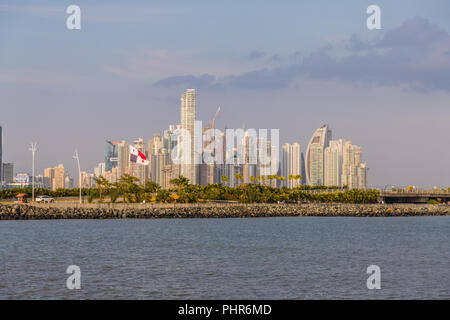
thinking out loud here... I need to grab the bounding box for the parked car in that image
[36,195,55,203]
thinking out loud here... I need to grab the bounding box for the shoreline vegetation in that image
[1,174,382,204]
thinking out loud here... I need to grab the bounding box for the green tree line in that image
[0,174,379,204]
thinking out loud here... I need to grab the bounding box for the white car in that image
[36,195,55,203]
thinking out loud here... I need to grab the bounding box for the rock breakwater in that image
[0,203,449,220]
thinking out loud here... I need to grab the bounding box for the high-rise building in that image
[117,140,130,179]
[163,125,175,157]
[44,164,66,190]
[43,168,54,189]
[281,143,302,188]
[105,141,119,172]
[2,163,14,183]
[64,176,74,189]
[305,125,332,185]
[324,139,344,187]
[53,164,66,190]
[341,140,368,189]
[80,171,95,188]
[358,163,369,189]
[300,152,306,185]
[180,89,197,184]
[148,133,164,180]
[94,162,106,177]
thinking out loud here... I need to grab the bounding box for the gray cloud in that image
[248,50,267,60]
[154,17,450,91]
[153,74,216,88]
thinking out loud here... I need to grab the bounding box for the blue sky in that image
[1,0,449,187]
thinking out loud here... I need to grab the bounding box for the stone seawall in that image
[0,203,449,220]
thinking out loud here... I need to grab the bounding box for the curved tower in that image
[305,125,332,185]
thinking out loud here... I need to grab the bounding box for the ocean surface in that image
[0,217,449,299]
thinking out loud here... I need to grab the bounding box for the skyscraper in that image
[2,163,13,183]
[117,140,130,178]
[94,162,106,177]
[358,163,369,189]
[341,140,368,189]
[180,89,197,184]
[53,164,66,190]
[324,139,345,187]
[44,164,66,191]
[305,125,332,185]
[281,142,302,188]
[105,141,119,172]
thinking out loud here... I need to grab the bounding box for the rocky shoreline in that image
[0,203,449,220]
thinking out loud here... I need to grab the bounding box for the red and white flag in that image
[129,145,149,165]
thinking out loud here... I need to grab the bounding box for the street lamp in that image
[73,149,82,204]
[29,143,37,202]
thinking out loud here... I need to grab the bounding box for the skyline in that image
[1,1,450,187]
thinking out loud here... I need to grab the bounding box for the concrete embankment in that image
[0,203,449,220]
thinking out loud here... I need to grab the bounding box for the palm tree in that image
[170,175,190,191]
[234,173,244,185]
[257,175,265,185]
[145,181,161,193]
[118,174,142,203]
[94,175,111,200]
[221,174,229,185]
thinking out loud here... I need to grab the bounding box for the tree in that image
[221,174,229,185]
[170,176,190,189]
[94,175,111,200]
[145,181,161,193]
[118,174,143,203]
[234,173,243,185]
[156,189,172,203]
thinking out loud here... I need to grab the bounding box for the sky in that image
[1,0,449,188]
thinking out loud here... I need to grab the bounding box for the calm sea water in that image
[0,217,449,299]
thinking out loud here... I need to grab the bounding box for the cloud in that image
[248,50,267,61]
[153,74,216,88]
[153,17,450,92]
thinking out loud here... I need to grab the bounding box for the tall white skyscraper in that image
[341,140,368,189]
[281,142,302,188]
[324,139,345,187]
[305,125,332,185]
[117,140,130,178]
[180,89,197,184]
[94,162,106,177]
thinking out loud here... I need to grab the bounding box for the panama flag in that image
[129,145,149,165]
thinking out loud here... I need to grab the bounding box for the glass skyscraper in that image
[105,141,119,172]
[305,125,332,186]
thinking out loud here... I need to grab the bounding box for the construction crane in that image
[210,106,221,129]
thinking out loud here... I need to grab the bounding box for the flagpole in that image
[29,143,37,202]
